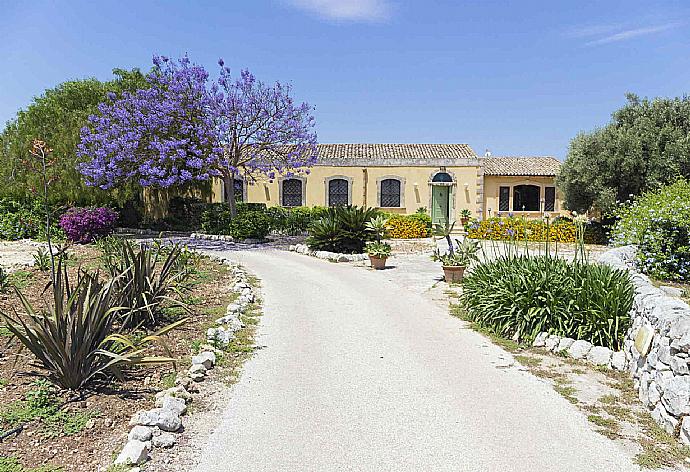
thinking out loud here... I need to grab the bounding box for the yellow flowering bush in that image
[467,217,576,243]
[386,214,431,239]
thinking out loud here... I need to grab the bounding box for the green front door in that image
[431,185,450,227]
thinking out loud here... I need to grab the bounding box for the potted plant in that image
[459,209,472,226]
[366,241,392,269]
[432,222,479,282]
[365,215,391,269]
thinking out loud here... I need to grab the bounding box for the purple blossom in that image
[59,207,119,243]
[78,54,317,202]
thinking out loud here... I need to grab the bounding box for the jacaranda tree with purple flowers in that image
[214,60,317,216]
[78,54,317,217]
[79,55,222,190]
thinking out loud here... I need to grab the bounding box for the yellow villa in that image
[211,144,565,225]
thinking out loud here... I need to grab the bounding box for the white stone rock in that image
[128,425,153,442]
[207,327,234,347]
[132,409,182,432]
[114,440,150,465]
[155,386,192,404]
[670,356,690,375]
[610,351,626,371]
[567,340,593,359]
[648,380,661,405]
[152,432,177,448]
[532,332,549,348]
[587,346,613,366]
[161,395,187,416]
[192,351,216,370]
[556,337,575,353]
[660,376,690,416]
[651,403,679,435]
[544,335,561,352]
[661,285,685,298]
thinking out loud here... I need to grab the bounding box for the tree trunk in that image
[223,174,237,218]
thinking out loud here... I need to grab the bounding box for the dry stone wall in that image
[598,246,690,443]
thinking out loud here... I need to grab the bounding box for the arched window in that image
[328,178,349,206]
[431,172,453,183]
[380,178,401,207]
[513,185,540,211]
[282,179,303,207]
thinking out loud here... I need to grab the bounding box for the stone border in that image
[289,243,367,262]
[532,245,690,444]
[190,232,268,244]
[112,263,259,467]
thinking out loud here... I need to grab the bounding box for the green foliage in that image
[365,241,392,258]
[0,70,147,206]
[306,206,379,253]
[432,238,480,267]
[612,179,690,281]
[32,248,51,271]
[0,456,63,472]
[558,93,690,213]
[0,198,56,241]
[105,239,189,329]
[0,258,181,390]
[227,211,271,240]
[365,215,389,242]
[460,255,634,349]
[8,271,33,290]
[0,380,97,442]
[265,206,328,235]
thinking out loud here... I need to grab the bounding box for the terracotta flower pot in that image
[443,265,466,283]
[460,217,470,226]
[369,255,388,270]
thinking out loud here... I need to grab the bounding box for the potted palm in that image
[432,222,479,282]
[365,215,391,270]
[459,209,472,226]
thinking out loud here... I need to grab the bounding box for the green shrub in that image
[306,206,379,253]
[460,255,634,350]
[200,203,234,235]
[0,198,60,241]
[227,211,271,240]
[612,180,690,282]
[265,206,328,235]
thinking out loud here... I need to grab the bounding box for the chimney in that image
[484,149,492,157]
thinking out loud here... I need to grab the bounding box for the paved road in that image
[193,249,640,472]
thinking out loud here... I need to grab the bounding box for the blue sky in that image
[2,0,689,159]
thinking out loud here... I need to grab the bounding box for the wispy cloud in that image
[285,0,392,22]
[566,20,682,46]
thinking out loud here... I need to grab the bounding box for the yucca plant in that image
[107,239,189,330]
[0,259,182,390]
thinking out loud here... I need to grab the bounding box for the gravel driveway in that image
[189,247,640,472]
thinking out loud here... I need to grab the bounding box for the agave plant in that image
[0,259,183,390]
[106,239,189,330]
[365,215,389,243]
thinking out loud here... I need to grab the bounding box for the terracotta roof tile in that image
[315,143,477,160]
[483,156,561,176]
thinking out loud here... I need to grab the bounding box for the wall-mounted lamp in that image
[463,182,470,189]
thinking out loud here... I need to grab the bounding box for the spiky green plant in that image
[460,255,634,349]
[0,259,183,390]
[306,206,379,253]
[33,248,51,272]
[106,239,188,330]
[0,267,9,293]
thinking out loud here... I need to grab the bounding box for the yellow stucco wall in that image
[211,167,564,220]
[483,176,566,218]
[212,165,482,219]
